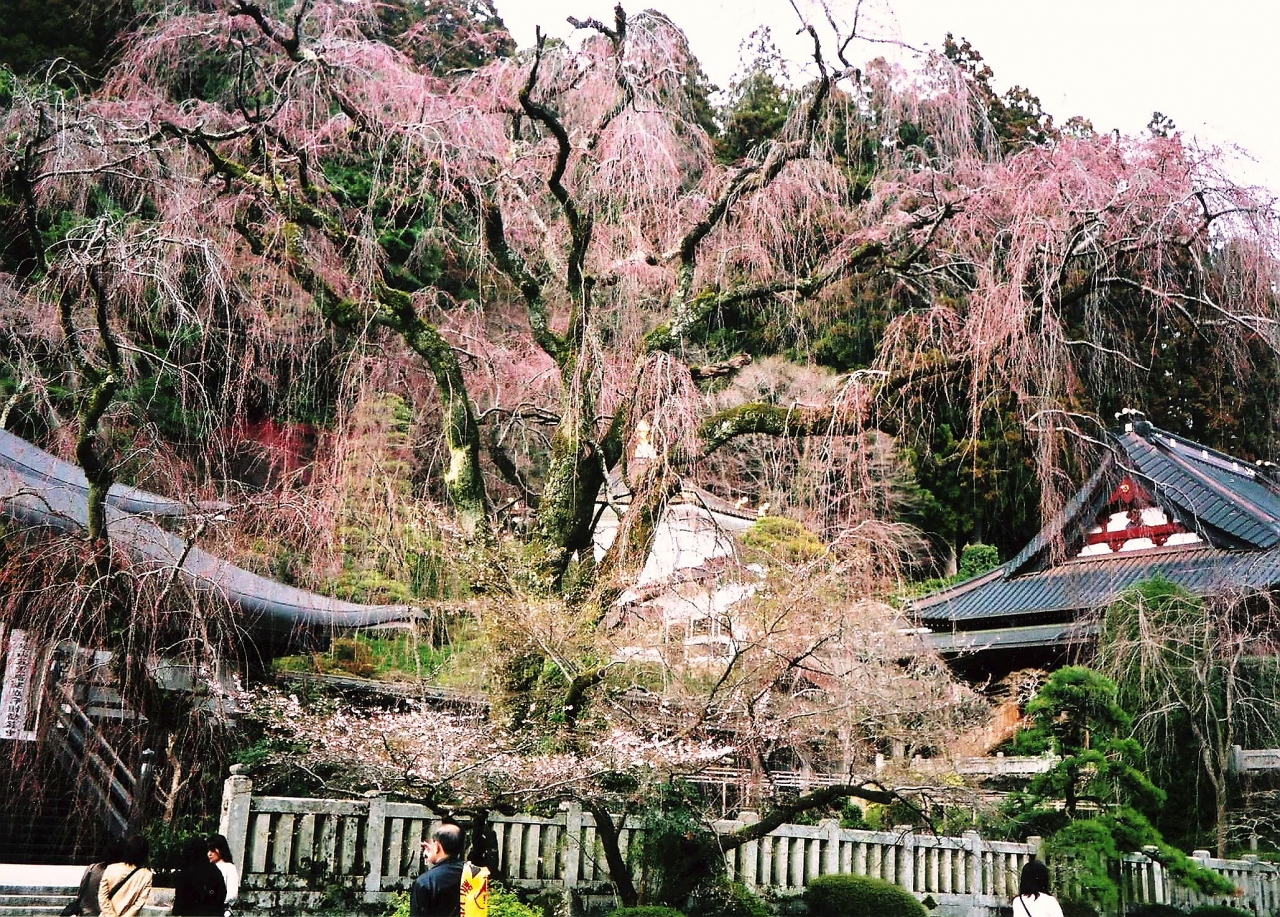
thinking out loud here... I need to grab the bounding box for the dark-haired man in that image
[410,822,465,917]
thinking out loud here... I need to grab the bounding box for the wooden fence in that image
[219,769,1280,916]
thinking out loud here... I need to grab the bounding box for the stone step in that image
[0,896,171,917]
[0,891,76,899]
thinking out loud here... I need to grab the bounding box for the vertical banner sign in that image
[0,628,39,741]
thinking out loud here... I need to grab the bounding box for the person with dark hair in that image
[1013,858,1063,917]
[206,835,240,912]
[467,824,504,885]
[172,838,226,916]
[98,835,154,917]
[63,839,124,916]
[410,822,465,917]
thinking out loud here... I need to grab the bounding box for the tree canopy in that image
[1,0,1280,884]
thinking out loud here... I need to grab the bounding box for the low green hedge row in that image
[805,874,927,917]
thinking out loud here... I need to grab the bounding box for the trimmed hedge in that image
[1187,907,1254,917]
[1127,906,1186,917]
[805,874,926,917]
[610,908,688,917]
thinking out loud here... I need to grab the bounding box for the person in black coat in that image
[410,823,465,917]
[171,838,226,916]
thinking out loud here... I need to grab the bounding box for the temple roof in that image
[913,415,1280,643]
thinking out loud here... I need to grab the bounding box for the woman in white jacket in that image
[207,835,240,914]
[1012,859,1064,917]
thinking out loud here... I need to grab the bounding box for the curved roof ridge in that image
[1117,423,1280,549]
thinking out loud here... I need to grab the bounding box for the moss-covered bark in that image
[62,266,123,546]
[528,425,604,586]
[179,122,494,537]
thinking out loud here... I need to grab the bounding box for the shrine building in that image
[912,411,1280,679]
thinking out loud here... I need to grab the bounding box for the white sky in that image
[494,0,1280,194]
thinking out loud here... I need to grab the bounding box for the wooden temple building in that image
[913,412,1280,678]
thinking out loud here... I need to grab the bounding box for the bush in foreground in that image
[610,908,688,917]
[805,874,926,917]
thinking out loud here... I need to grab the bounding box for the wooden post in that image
[220,765,254,873]
[364,793,387,903]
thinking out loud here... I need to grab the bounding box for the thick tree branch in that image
[648,239,884,353]
[688,353,753,381]
[519,29,594,317]
[667,24,831,313]
[478,196,566,364]
[718,781,897,851]
[582,799,639,907]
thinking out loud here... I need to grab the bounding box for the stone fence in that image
[219,771,1280,916]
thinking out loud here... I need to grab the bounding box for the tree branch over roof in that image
[659,23,832,344]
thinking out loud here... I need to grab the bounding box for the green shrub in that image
[687,880,769,917]
[839,801,869,830]
[388,891,409,917]
[489,887,543,917]
[1061,901,1100,917]
[328,638,375,677]
[389,886,540,917]
[1126,906,1186,917]
[958,542,1000,578]
[1187,907,1253,917]
[610,908,687,917]
[740,516,825,563]
[805,874,926,917]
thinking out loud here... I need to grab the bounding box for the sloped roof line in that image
[1002,451,1119,578]
[917,544,1280,625]
[912,418,1280,631]
[1151,427,1280,495]
[1133,431,1280,548]
[913,453,1120,612]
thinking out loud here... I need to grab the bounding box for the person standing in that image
[206,835,240,914]
[98,835,154,917]
[1012,858,1064,917]
[172,838,226,916]
[410,822,465,917]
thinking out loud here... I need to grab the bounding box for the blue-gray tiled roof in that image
[916,545,1280,624]
[913,419,1280,632]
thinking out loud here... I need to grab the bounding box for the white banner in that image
[0,628,40,741]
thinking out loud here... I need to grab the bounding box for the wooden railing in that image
[40,656,152,839]
[44,679,136,837]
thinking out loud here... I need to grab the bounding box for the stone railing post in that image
[965,830,983,913]
[739,811,760,888]
[895,826,915,893]
[219,765,254,872]
[561,801,583,890]
[129,748,156,834]
[364,792,387,903]
[1241,855,1259,912]
[820,818,840,879]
